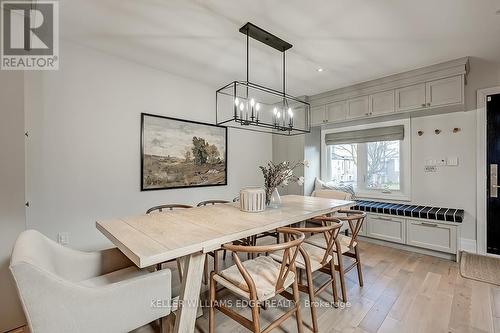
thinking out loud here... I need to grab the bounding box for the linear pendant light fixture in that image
[216,22,310,135]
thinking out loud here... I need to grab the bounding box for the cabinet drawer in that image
[406,220,457,254]
[366,214,405,244]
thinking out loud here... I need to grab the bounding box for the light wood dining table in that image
[96,194,354,333]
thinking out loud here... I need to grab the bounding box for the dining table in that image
[96,194,354,333]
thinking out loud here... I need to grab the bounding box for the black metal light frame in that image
[216,22,310,136]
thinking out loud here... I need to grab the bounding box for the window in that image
[322,120,410,200]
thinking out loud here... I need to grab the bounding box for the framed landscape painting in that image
[141,113,227,191]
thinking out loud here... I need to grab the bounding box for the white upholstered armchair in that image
[10,230,173,333]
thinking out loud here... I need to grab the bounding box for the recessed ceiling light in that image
[317,68,324,72]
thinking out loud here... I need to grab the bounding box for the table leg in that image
[173,252,206,333]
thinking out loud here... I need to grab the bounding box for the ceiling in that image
[61,0,500,96]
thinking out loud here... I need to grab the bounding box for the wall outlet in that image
[57,232,69,245]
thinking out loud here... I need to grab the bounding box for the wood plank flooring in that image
[9,241,500,333]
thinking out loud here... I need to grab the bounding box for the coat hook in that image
[417,130,424,136]
[453,127,461,133]
[434,129,441,135]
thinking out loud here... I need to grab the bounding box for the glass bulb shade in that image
[288,108,293,117]
[273,107,277,115]
[255,103,261,111]
[277,111,281,119]
[234,97,239,106]
[239,103,244,111]
[250,98,255,107]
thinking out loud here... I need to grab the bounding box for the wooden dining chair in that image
[209,228,305,333]
[305,210,367,302]
[145,204,193,214]
[270,219,343,332]
[197,200,230,284]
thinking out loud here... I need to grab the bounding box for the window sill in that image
[355,191,411,202]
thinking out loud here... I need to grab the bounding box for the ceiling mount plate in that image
[239,22,292,52]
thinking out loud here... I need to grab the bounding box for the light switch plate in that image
[447,156,459,166]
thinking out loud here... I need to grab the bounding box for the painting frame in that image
[140,113,228,191]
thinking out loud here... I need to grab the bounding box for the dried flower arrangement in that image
[259,160,309,205]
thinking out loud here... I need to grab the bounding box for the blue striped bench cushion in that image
[353,200,464,223]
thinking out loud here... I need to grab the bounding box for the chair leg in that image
[203,256,209,285]
[329,259,338,305]
[335,247,347,303]
[292,276,304,333]
[354,245,363,287]
[305,266,318,333]
[209,272,216,333]
[250,297,260,333]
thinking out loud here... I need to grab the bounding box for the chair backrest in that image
[294,218,343,265]
[337,210,366,247]
[222,228,305,295]
[146,204,193,214]
[196,200,230,207]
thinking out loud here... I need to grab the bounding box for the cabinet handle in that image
[421,103,426,107]
[420,222,438,227]
[427,102,431,107]
[378,216,393,221]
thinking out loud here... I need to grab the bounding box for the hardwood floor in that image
[9,241,500,333]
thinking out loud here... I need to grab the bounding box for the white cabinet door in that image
[326,101,347,122]
[426,75,463,108]
[310,105,326,126]
[395,83,426,112]
[370,90,395,116]
[406,220,457,254]
[346,96,369,119]
[366,214,406,244]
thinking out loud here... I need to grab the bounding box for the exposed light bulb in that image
[288,108,293,116]
[255,103,261,111]
[277,111,281,119]
[234,97,239,106]
[273,107,277,115]
[239,103,244,111]
[317,68,324,72]
[250,98,255,107]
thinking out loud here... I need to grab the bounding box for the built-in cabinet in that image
[308,57,469,126]
[360,213,459,256]
[366,214,406,244]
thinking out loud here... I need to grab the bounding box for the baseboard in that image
[460,238,477,253]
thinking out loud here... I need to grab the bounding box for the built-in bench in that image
[348,200,464,261]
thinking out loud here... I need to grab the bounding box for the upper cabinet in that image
[326,101,347,122]
[346,96,370,119]
[426,75,463,108]
[370,90,395,116]
[395,83,426,112]
[308,57,469,127]
[310,105,326,126]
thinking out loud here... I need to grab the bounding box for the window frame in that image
[321,119,411,201]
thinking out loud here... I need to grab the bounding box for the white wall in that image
[410,111,476,241]
[0,71,26,331]
[25,41,272,250]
